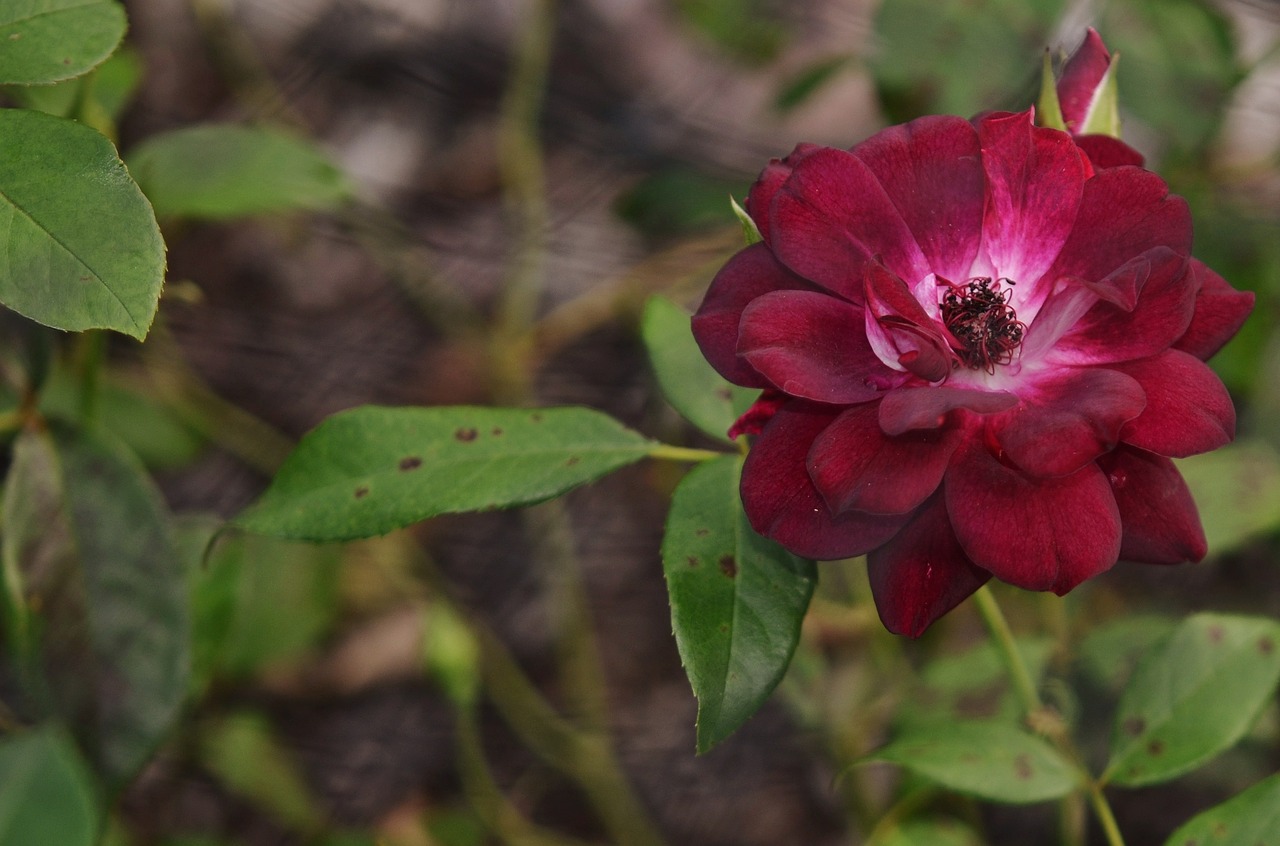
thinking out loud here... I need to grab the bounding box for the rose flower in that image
[692,107,1254,637]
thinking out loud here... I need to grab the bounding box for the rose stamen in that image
[941,277,1026,374]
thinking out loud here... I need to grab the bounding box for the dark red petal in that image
[851,115,986,282]
[771,147,930,300]
[976,111,1088,286]
[746,143,821,244]
[1051,247,1196,364]
[994,367,1146,478]
[1098,446,1207,564]
[1175,260,1256,361]
[1074,135,1144,169]
[867,493,991,637]
[946,438,1121,594]
[808,403,960,515]
[1113,350,1235,457]
[1057,29,1112,134]
[738,290,897,404]
[864,263,954,381]
[727,389,784,439]
[1042,166,1192,287]
[879,386,1018,435]
[741,404,909,560]
[692,243,816,387]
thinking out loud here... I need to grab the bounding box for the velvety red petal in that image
[994,367,1146,478]
[1057,29,1112,134]
[976,111,1088,288]
[691,243,816,387]
[1050,247,1195,365]
[741,404,910,559]
[1074,135,1144,169]
[867,493,991,638]
[863,263,955,381]
[727,389,784,439]
[878,386,1018,436]
[737,290,897,404]
[1175,260,1256,361]
[1113,350,1235,457]
[746,143,821,243]
[946,438,1121,593]
[808,402,960,515]
[851,115,986,283]
[1042,166,1192,287]
[1098,446,1207,564]
[771,147,931,300]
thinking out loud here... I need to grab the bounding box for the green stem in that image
[1087,783,1126,846]
[972,585,1042,714]
[648,443,725,463]
[74,330,106,427]
[971,586,1126,846]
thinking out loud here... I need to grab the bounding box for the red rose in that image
[693,110,1254,636]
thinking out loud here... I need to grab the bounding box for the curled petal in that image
[1042,166,1192,287]
[1098,446,1207,564]
[1175,260,1256,361]
[1050,247,1195,365]
[741,404,910,560]
[738,290,899,404]
[976,110,1088,289]
[864,263,955,381]
[771,147,930,300]
[1057,29,1112,134]
[746,143,821,244]
[994,367,1146,478]
[867,493,990,638]
[1113,350,1235,457]
[808,402,960,515]
[691,243,816,386]
[879,386,1018,436]
[1074,135,1144,169]
[727,389,784,440]
[947,438,1121,593]
[852,115,986,283]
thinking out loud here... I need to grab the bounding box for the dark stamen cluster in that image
[941,277,1026,373]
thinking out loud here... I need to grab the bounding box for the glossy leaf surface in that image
[1106,613,1280,787]
[0,0,126,85]
[236,406,654,541]
[0,109,164,338]
[662,455,816,752]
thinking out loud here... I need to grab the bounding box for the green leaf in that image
[0,109,165,339]
[184,521,341,687]
[1176,440,1280,555]
[615,166,747,238]
[199,713,322,831]
[1164,770,1280,846]
[1078,54,1121,138]
[236,405,655,541]
[1035,50,1067,131]
[0,0,126,85]
[662,455,816,752]
[898,637,1054,726]
[1,426,189,788]
[127,124,352,220]
[729,195,762,245]
[1077,615,1175,692]
[0,726,99,846]
[866,721,1079,804]
[642,296,754,443]
[1105,613,1280,787]
[5,46,144,129]
[880,819,983,846]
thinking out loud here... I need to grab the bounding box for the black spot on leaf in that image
[719,556,737,578]
[399,456,423,471]
[1122,717,1146,736]
[354,485,370,499]
[455,427,478,442]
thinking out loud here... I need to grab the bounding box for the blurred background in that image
[10,0,1280,843]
